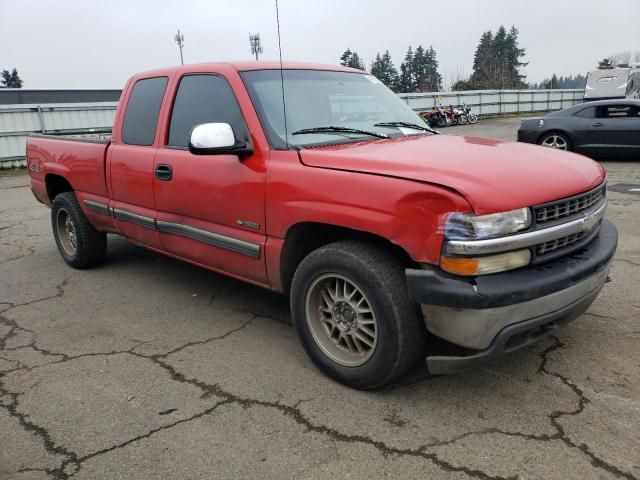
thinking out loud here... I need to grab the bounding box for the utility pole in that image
[174,29,185,65]
[249,33,263,61]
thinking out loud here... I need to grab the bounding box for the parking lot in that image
[1,116,639,479]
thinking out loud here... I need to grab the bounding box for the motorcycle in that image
[442,105,461,126]
[459,104,478,124]
[420,107,448,128]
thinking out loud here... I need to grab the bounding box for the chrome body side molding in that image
[156,220,261,258]
[112,208,156,230]
[82,200,261,258]
[83,199,110,216]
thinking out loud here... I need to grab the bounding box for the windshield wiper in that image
[291,126,389,139]
[374,121,439,134]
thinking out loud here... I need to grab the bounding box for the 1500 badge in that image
[236,219,260,229]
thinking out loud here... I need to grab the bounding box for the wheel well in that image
[279,222,418,294]
[537,129,572,146]
[45,174,73,201]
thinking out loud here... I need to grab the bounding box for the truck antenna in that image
[275,0,289,148]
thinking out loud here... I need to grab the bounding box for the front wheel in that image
[458,115,468,125]
[51,192,107,269]
[467,114,478,124]
[290,241,426,389]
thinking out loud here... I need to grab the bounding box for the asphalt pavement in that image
[1,117,639,479]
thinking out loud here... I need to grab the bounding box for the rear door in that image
[590,104,640,157]
[107,76,168,249]
[152,73,268,285]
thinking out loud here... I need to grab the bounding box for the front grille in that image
[534,184,605,224]
[536,229,592,255]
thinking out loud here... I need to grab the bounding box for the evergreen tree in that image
[467,26,527,89]
[505,26,528,87]
[340,49,353,67]
[411,45,427,91]
[533,73,587,90]
[597,58,614,70]
[339,49,365,70]
[0,68,23,88]
[492,25,509,87]
[425,46,442,91]
[470,31,494,88]
[398,47,415,93]
[370,50,399,91]
[409,45,442,92]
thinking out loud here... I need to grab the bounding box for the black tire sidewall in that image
[51,192,106,268]
[52,196,80,265]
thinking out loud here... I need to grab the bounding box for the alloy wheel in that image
[305,273,378,367]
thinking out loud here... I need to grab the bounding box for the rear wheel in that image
[290,241,426,389]
[52,192,107,269]
[467,114,478,124]
[539,133,571,151]
[458,115,468,125]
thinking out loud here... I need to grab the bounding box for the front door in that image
[153,74,268,285]
[590,104,640,156]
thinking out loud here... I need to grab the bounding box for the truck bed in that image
[27,132,111,205]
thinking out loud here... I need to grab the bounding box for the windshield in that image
[241,69,431,149]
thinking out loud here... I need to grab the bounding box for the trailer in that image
[584,66,640,101]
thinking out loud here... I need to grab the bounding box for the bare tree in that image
[607,51,636,67]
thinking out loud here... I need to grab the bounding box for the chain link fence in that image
[398,89,585,116]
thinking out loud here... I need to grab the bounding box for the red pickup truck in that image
[27,62,617,389]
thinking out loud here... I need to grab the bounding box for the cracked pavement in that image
[1,118,639,479]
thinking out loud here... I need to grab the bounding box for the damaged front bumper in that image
[406,220,618,374]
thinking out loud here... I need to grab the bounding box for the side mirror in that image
[188,123,253,157]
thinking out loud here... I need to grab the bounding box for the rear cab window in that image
[121,77,168,146]
[167,74,250,148]
[596,105,639,118]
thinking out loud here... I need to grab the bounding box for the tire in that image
[51,192,107,269]
[539,132,571,151]
[436,116,447,128]
[468,114,478,124]
[290,241,426,389]
[458,115,468,125]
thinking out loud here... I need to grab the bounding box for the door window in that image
[168,74,249,148]
[122,77,168,146]
[574,107,595,118]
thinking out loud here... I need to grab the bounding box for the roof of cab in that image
[130,61,364,80]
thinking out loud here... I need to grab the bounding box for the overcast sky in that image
[1,0,638,89]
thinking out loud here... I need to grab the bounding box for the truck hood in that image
[298,135,605,214]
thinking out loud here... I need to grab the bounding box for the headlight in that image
[440,249,531,276]
[445,207,531,240]
[440,207,532,275]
